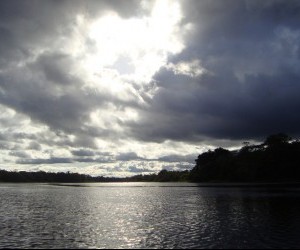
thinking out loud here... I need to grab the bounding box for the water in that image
[1,182,300,249]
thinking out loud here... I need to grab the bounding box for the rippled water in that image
[1,183,300,249]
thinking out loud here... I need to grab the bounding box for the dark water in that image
[1,183,300,249]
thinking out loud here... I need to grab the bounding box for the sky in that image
[0,0,300,177]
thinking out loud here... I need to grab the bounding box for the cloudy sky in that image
[0,0,300,177]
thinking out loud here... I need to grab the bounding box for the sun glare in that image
[75,0,186,94]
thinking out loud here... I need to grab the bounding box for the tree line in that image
[0,170,109,183]
[1,133,300,183]
[0,169,190,183]
[190,133,300,182]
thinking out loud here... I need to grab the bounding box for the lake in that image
[1,182,300,249]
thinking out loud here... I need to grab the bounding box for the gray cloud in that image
[74,158,111,163]
[0,0,144,141]
[16,154,115,165]
[116,152,142,161]
[33,53,82,86]
[71,149,95,157]
[1,0,300,175]
[128,166,156,173]
[0,56,127,149]
[158,154,196,164]
[27,141,42,151]
[125,0,300,143]
[0,0,143,69]
[17,157,73,165]
[9,151,31,158]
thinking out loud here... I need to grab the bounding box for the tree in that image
[264,133,291,147]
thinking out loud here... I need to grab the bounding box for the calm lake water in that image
[1,182,300,249]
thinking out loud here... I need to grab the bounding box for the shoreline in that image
[1,181,300,188]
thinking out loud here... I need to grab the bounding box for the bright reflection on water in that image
[1,183,300,249]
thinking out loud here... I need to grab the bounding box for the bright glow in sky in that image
[0,0,199,176]
[2,0,295,177]
[76,0,187,92]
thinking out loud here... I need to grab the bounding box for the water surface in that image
[1,182,300,248]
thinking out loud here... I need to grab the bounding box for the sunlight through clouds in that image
[2,0,298,177]
[77,0,188,89]
[166,60,207,78]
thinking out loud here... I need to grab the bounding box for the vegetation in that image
[126,170,190,182]
[0,171,110,183]
[0,169,189,183]
[190,133,300,182]
[1,133,300,183]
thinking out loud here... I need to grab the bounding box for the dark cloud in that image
[128,166,156,173]
[0,142,12,150]
[71,150,114,163]
[0,1,73,69]
[27,141,42,151]
[126,0,300,143]
[0,133,8,142]
[9,151,31,158]
[0,0,143,67]
[0,131,37,144]
[0,0,144,149]
[71,149,95,157]
[74,157,114,163]
[1,0,300,174]
[17,157,73,165]
[116,152,142,161]
[0,57,122,149]
[16,153,115,165]
[33,52,82,86]
[158,154,196,164]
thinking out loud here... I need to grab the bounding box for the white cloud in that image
[166,60,207,77]
[3,0,298,177]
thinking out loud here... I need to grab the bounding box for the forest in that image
[1,133,300,183]
[0,169,190,183]
[190,133,300,182]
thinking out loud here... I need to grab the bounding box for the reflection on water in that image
[1,183,300,248]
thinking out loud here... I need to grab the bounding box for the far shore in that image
[2,181,300,188]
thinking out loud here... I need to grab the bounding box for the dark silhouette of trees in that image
[155,169,189,182]
[190,148,234,182]
[190,133,300,183]
[0,169,189,183]
[2,133,300,183]
[264,133,291,147]
[0,170,109,183]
